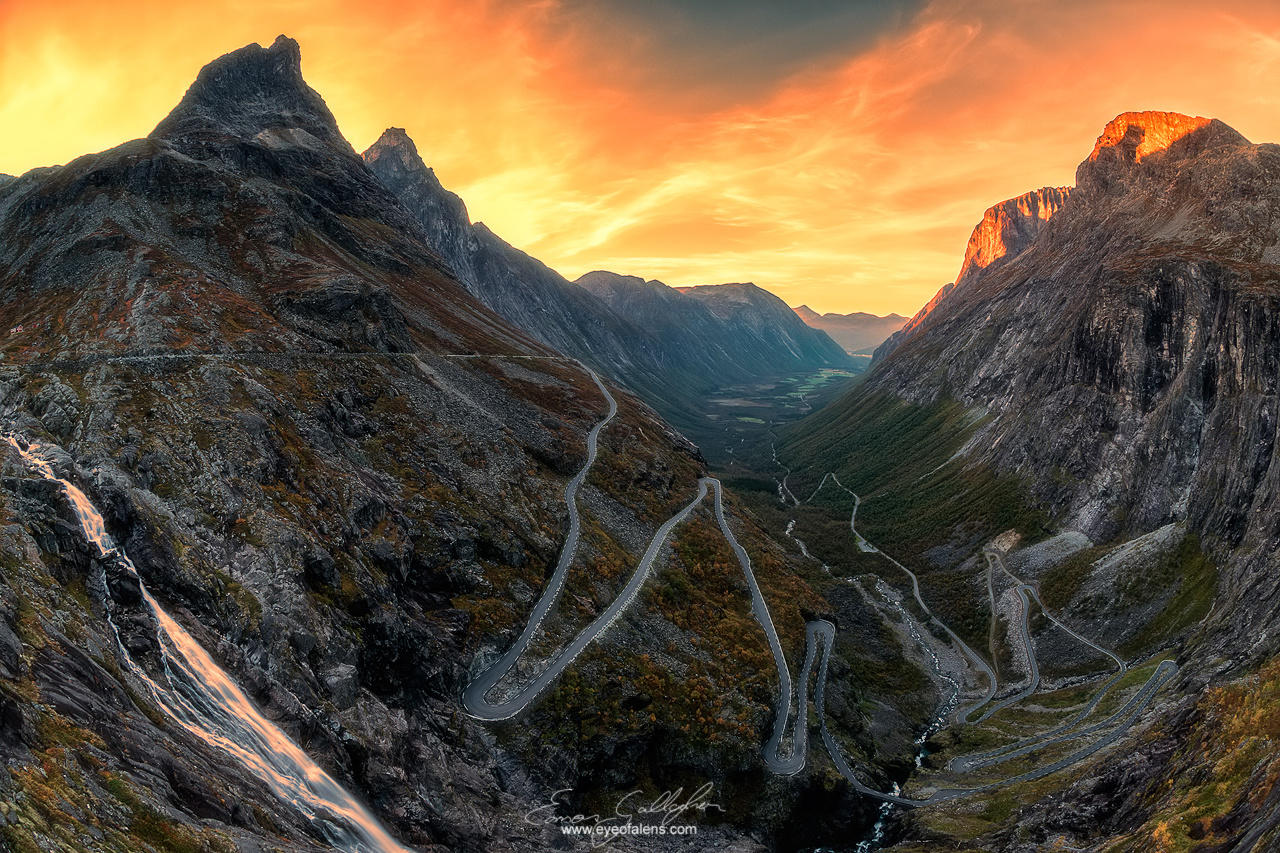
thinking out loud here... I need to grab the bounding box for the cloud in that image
[4,0,1280,314]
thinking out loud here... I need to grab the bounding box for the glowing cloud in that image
[3,0,1280,314]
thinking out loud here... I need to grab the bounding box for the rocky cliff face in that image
[952,186,1071,285]
[578,271,852,381]
[873,186,1071,363]
[791,305,906,355]
[789,110,1280,850]
[870,112,1280,560]
[0,36,857,852]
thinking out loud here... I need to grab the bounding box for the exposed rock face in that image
[153,35,354,154]
[813,111,1280,848]
[953,186,1071,283]
[870,113,1280,553]
[791,305,906,355]
[1077,111,1248,196]
[579,271,852,380]
[0,36,843,853]
[874,186,1070,363]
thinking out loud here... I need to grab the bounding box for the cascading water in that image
[843,583,963,852]
[852,784,898,853]
[3,435,412,853]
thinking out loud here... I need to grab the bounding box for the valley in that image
[682,367,862,469]
[0,22,1278,853]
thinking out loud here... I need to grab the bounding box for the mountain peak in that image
[1076,110,1249,193]
[363,128,470,225]
[373,126,417,152]
[365,127,430,178]
[956,186,1071,284]
[151,35,349,151]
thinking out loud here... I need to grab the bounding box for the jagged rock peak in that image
[956,186,1071,284]
[366,127,424,170]
[151,35,349,151]
[1076,110,1250,193]
[362,127,470,225]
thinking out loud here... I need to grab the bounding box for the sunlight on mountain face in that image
[1088,111,1215,163]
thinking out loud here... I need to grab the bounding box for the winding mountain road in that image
[462,367,805,767]
[993,550,1125,670]
[461,365,1179,811]
[973,583,1039,723]
[778,466,1179,804]
[947,549,1132,771]
[807,473,1000,720]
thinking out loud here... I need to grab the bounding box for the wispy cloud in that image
[3,0,1280,314]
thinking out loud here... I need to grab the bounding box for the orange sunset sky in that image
[3,0,1280,315]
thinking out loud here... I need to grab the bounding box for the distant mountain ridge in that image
[363,128,853,426]
[792,305,907,354]
[577,270,852,380]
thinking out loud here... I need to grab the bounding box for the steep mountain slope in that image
[578,271,852,382]
[359,130,691,401]
[0,36,878,852]
[361,129,852,434]
[872,186,1070,364]
[783,111,1280,850]
[792,305,906,354]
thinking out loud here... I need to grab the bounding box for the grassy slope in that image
[777,388,1050,650]
[780,389,1049,558]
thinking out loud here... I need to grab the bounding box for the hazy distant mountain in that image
[577,271,853,380]
[791,304,906,354]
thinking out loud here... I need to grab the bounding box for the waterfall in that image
[853,783,899,853]
[4,436,412,853]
